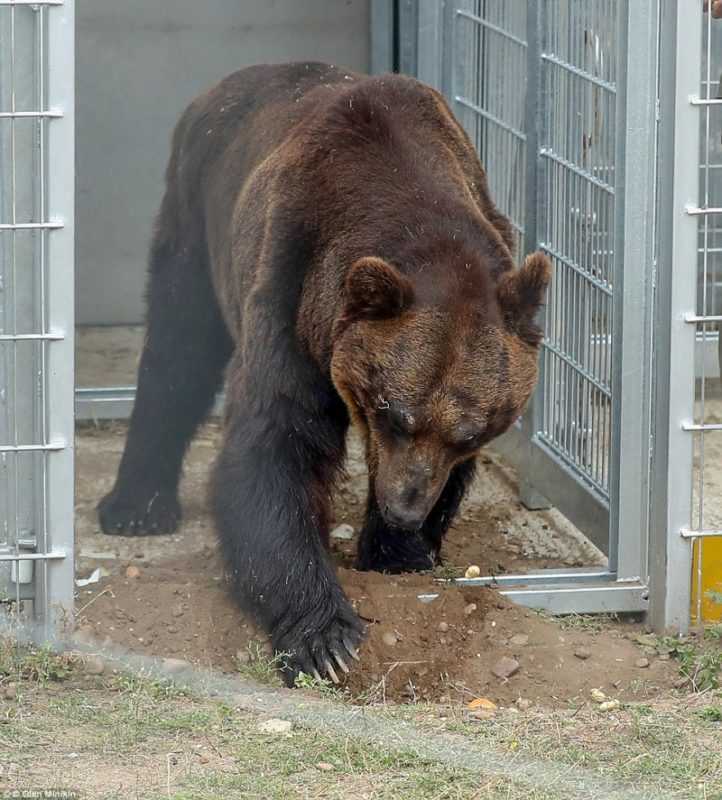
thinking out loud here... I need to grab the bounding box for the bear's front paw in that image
[274,602,366,688]
[98,488,181,536]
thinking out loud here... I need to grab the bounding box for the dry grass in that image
[1,638,721,799]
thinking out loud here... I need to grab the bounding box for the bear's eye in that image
[450,426,485,450]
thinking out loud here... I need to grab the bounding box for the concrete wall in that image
[76,0,370,325]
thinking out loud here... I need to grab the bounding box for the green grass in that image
[656,634,722,692]
[1,639,721,799]
[383,698,722,798]
[0,638,75,683]
[232,639,286,686]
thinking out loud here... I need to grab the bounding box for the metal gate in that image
[0,0,75,637]
[407,0,656,614]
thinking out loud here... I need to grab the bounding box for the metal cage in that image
[4,0,716,635]
[0,0,74,637]
[401,0,657,617]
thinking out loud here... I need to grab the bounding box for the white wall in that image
[76,0,370,325]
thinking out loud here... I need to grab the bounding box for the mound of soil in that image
[75,424,674,705]
[77,550,676,705]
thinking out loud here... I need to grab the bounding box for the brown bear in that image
[97,62,551,686]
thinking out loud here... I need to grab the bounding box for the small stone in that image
[315,762,334,771]
[464,565,481,579]
[438,621,449,633]
[381,632,398,647]
[3,683,17,700]
[598,700,620,712]
[464,603,477,616]
[574,647,592,661]
[84,655,105,675]
[257,718,292,735]
[516,697,531,711]
[658,653,671,661]
[635,657,650,669]
[510,634,529,647]
[590,688,607,703]
[673,676,689,689]
[125,565,141,579]
[469,709,496,720]
[330,523,354,541]
[492,656,520,679]
[198,754,210,764]
[162,658,191,674]
[172,604,185,618]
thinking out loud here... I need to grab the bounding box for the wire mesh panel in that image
[444,1,620,550]
[399,0,659,614]
[535,1,617,499]
[0,0,74,635]
[452,1,527,255]
[684,7,722,624]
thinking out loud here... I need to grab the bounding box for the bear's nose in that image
[383,484,428,531]
[383,502,426,531]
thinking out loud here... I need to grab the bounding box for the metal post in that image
[38,0,75,638]
[518,0,551,511]
[397,0,418,76]
[609,0,659,582]
[370,0,395,75]
[417,0,445,91]
[649,0,700,632]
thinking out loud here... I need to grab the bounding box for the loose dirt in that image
[75,423,678,705]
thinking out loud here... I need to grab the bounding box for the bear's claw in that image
[97,488,181,536]
[276,610,365,687]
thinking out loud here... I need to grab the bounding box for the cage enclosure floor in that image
[72,419,685,705]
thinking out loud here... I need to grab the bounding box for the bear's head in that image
[331,251,551,531]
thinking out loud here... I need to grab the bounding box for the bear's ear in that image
[343,256,414,322]
[496,251,552,346]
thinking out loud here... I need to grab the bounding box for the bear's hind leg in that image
[98,232,232,536]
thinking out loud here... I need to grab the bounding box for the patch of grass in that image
[0,639,75,684]
[552,612,620,632]
[658,635,722,692]
[385,700,722,797]
[432,563,462,581]
[699,706,722,722]
[705,624,722,642]
[294,670,348,700]
[233,640,285,686]
[112,670,190,700]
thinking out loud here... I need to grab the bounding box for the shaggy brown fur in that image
[98,62,551,686]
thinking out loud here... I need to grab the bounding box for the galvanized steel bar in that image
[608,0,658,582]
[38,0,75,637]
[648,0,699,632]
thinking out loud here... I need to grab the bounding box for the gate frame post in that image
[517,0,550,512]
[648,0,699,633]
[608,0,659,584]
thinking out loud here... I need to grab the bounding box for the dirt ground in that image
[72,419,683,706]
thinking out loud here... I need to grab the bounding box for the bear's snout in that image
[378,469,444,532]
